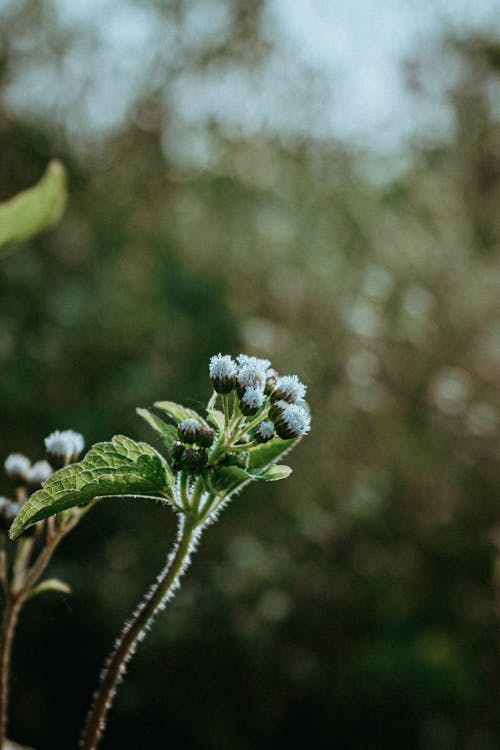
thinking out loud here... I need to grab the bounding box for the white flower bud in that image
[255,421,275,443]
[240,387,265,416]
[26,460,53,487]
[272,374,307,404]
[4,453,31,481]
[209,353,237,394]
[45,430,85,462]
[275,403,311,439]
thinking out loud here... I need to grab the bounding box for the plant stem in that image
[0,595,22,750]
[80,515,201,750]
[0,506,91,748]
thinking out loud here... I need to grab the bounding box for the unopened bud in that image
[197,426,215,448]
[178,419,200,444]
[170,441,185,461]
[183,448,207,475]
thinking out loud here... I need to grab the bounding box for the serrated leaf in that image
[248,437,297,470]
[206,409,225,433]
[10,435,173,538]
[0,160,67,250]
[258,465,292,481]
[154,400,208,427]
[29,578,71,598]
[137,408,179,448]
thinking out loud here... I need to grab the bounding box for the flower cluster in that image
[166,353,310,479]
[1,428,85,532]
[209,352,310,440]
[170,420,215,475]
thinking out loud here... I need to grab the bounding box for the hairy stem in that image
[0,595,21,750]
[80,515,201,750]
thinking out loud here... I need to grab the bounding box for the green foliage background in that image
[0,3,500,749]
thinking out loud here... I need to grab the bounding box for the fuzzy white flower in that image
[209,353,237,394]
[255,421,275,443]
[273,374,307,404]
[4,453,30,479]
[27,460,53,485]
[209,353,237,379]
[241,387,265,411]
[237,365,267,392]
[275,403,311,439]
[45,430,85,460]
[237,354,271,371]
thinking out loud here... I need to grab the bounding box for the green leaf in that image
[258,464,292,481]
[10,435,173,539]
[0,160,67,250]
[29,578,72,598]
[211,465,251,491]
[154,400,208,427]
[211,463,292,492]
[248,437,298,470]
[206,409,225,433]
[137,408,178,448]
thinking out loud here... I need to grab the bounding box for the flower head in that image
[236,354,271,371]
[4,453,31,482]
[45,430,85,462]
[255,421,275,443]
[272,374,307,404]
[209,354,237,394]
[240,387,265,416]
[274,402,311,440]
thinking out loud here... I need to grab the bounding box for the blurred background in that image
[1,1,500,748]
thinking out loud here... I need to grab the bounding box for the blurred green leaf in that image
[10,435,173,538]
[154,400,208,427]
[258,464,292,481]
[0,160,67,250]
[136,408,179,448]
[212,462,292,492]
[29,578,72,598]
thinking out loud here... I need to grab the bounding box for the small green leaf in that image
[137,408,178,448]
[10,435,173,538]
[258,465,292,481]
[29,578,71,598]
[212,465,251,491]
[154,401,208,427]
[211,462,291,492]
[0,160,67,250]
[206,409,225,433]
[248,437,298,470]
